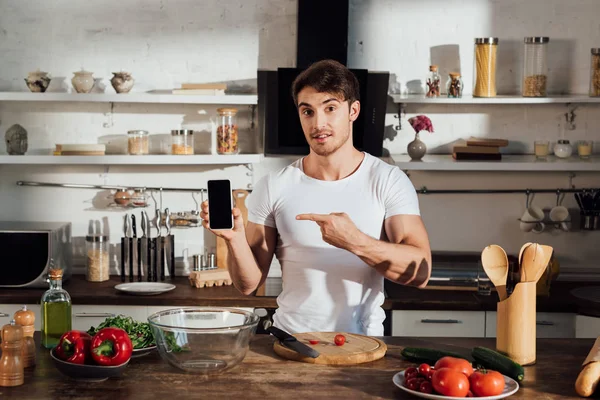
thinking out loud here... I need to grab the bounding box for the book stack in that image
[452,137,509,161]
[171,83,227,95]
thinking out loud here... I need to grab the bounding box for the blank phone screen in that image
[207,180,233,229]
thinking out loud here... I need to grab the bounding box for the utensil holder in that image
[496,281,537,365]
[580,212,599,231]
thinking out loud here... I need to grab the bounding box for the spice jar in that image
[426,65,441,98]
[473,37,498,97]
[131,188,148,207]
[86,235,109,282]
[446,73,463,98]
[590,48,600,97]
[127,130,149,155]
[523,37,549,97]
[553,140,573,159]
[171,130,194,155]
[217,108,239,155]
[578,140,593,159]
[114,188,130,206]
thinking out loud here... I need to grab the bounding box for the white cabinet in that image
[71,305,147,331]
[485,312,576,338]
[575,315,600,338]
[392,310,486,337]
[0,304,41,330]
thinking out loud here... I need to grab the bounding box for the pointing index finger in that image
[296,213,329,222]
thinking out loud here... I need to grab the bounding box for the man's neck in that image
[303,146,365,181]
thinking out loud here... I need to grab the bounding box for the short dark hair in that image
[291,59,360,107]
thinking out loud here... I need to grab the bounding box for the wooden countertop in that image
[0,275,594,313]
[1,333,595,399]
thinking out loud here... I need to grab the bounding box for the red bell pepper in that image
[55,330,92,365]
[90,327,133,366]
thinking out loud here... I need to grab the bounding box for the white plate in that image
[131,345,157,358]
[114,282,176,295]
[393,370,519,400]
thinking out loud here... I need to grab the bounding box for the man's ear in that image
[349,100,360,122]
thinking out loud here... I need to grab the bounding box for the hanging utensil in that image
[481,244,509,301]
[165,208,175,280]
[130,214,136,282]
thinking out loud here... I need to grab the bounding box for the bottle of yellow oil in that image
[40,267,72,348]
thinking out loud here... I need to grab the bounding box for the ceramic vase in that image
[71,70,95,93]
[110,72,134,93]
[407,132,427,160]
[25,70,51,93]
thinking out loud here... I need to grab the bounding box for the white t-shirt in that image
[246,152,420,336]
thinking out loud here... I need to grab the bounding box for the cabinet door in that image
[392,310,485,337]
[485,312,575,338]
[71,305,147,331]
[575,315,600,338]
[0,304,41,330]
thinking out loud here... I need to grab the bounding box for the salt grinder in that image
[0,320,24,387]
[14,305,36,368]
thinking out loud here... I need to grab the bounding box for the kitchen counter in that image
[2,333,595,399]
[0,275,595,313]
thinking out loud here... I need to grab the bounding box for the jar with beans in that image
[171,130,195,155]
[216,108,239,155]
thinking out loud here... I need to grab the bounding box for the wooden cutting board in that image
[215,189,248,269]
[273,332,387,365]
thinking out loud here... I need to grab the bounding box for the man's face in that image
[296,86,360,156]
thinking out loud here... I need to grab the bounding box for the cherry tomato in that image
[434,356,474,377]
[419,381,433,394]
[426,369,435,381]
[418,363,431,375]
[334,334,346,346]
[467,390,474,397]
[431,368,470,398]
[308,340,320,345]
[469,369,505,397]
[404,367,418,380]
[405,378,419,391]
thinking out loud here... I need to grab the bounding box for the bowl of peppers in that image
[51,327,133,382]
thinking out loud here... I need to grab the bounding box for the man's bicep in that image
[245,221,277,273]
[384,214,430,252]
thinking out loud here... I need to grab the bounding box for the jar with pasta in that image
[590,48,600,97]
[522,37,549,97]
[473,37,498,97]
[86,235,109,282]
[171,130,194,155]
[217,108,239,155]
[127,130,149,155]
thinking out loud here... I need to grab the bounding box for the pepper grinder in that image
[14,305,36,368]
[0,320,24,387]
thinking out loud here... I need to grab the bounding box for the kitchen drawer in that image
[575,315,600,338]
[71,305,147,331]
[392,310,485,337]
[0,304,41,330]
[485,312,575,338]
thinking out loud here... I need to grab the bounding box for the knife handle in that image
[169,234,175,279]
[153,238,158,282]
[137,238,142,282]
[120,237,126,282]
[129,237,134,282]
[160,237,166,281]
[147,237,152,282]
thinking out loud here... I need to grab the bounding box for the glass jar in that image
[473,37,498,97]
[41,267,72,348]
[534,140,549,160]
[590,48,600,97]
[426,65,441,98]
[86,235,109,282]
[217,108,239,155]
[553,140,573,159]
[578,140,593,159]
[446,73,463,98]
[127,130,149,155]
[131,188,148,207]
[171,130,194,155]
[114,188,130,206]
[523,37,549,97]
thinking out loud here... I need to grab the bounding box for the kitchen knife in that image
[136,213,142,282]
[154,208,161,282]
[130,214,136,282]
[267,326,320,358]
[121,214,127,282]
[165,208,175,279]
[142,211,151,282]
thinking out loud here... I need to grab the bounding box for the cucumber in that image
[401,347,470,365]
[471,346,525,382]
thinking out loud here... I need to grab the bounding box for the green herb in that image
[87,315,155,350]
[164,331,191,353]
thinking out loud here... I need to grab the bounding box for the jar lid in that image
[171,129,194,135]
[475,37,498,45]
[217,107,238,116]
[524,37,549,44]
[86,234,109,242]
[134,188,145,193]
[558,140,570,144]
[429,65,438,71]
[117,188,129,192]
[127,130,149,135]
[48,268,63,279]
[592,48,600,55]
[449,72,461,78]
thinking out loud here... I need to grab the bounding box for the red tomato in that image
[309,340,320,345]
[466,390,474,397]
[405,378,419,391]
[431,368,470,398]
[419,381,433,394]
[418,363,431,375]
[334,334,346,346]
[469,370,505,397]
[434,356,474,377]
[404,367,418,380]
[426,369,435,381]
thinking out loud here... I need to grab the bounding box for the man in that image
[201,59,431,336]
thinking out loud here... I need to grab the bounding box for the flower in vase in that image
[406,115,433,161]
[408,115,434,134]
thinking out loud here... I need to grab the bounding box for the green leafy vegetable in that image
[87,315,155,350]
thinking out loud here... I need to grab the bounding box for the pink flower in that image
[408,115,434,134]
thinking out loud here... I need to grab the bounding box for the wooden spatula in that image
[481,245,509,301]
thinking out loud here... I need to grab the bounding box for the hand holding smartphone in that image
[207,179,234,230]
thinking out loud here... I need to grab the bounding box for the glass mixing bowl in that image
[147,307,259,375]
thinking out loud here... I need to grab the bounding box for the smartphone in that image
[207,179,234,230]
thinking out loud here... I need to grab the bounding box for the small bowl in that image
[50,348,129,382]
[148,307,259,375]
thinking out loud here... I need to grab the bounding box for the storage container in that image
[590,48,600,97]
[523,37,549,97]
[473,37,498,97]
[217,108,239,155]
[127,130,149,155]
[171,130,194,155]
[85,235,109,282]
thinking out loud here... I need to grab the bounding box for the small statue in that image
[5,124,28,155]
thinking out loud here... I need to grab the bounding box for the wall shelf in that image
[0,154,263,165]
[0,92,258,105]
[390,94,600,105]
[391,154,600,171]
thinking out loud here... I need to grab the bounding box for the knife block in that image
[496,281,537,365]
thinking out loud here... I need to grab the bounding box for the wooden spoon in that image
[518,242,532,270]
[481,245,509,301]
[520,243,540,282]
[531,245,554,283]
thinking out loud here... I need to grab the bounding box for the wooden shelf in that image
[0,154,263,165]
[390,94,600,104]
[391,154,600,171]
[0,92,257,105]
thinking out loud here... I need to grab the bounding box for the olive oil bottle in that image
[40,268,72,348]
